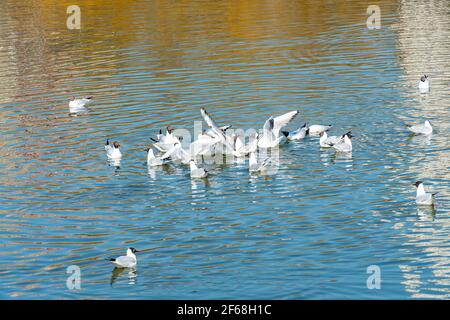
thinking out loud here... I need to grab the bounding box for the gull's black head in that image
[113,141,120,148]
[420,75,428,82]
[129,247,140,253]
[167,126,174,134]
[414,181,423,187]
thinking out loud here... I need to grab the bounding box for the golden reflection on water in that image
[0,0,449,299]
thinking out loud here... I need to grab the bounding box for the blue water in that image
[0,0,449,299]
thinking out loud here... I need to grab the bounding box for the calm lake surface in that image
[0,0,449,299]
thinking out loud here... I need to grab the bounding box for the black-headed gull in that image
[152,126,180,152]
[69,96,93,112]
[414,181,437,206]
[105,139,122,159]
[190,160,208,178]
[331,132,353,152]
[407,120,433,135]
[109,247,140,268]
[418,75,430,93]
[257,110,299,148]
[307,124,332,136]
[320,131,351,148]
[282,123,308,140]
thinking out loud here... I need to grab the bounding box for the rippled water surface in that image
[0,0,449,299]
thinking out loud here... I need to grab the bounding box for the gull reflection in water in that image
[107,158,121,173]
[147,165,167,180]
[409,133,433,146]
[190,177,209,205]
[417,206,436,222]
[320,150,332,166]
[331,152,353,169]
[110,267,137,286]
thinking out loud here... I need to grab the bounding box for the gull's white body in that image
[147,148,163,166]
[69,97,93,112]
[418,76,430,92]
[283,125,308,141]
[407,120,433,135]
[190,160,208,178]
[308,124,332,136]
[190,133,221,157]
[153,131,180,152]
[332,134,352,152]
[110,249,137,268]
[415,183,435,206]
[160,143,191,164]
[105,144,122,160]
[258,110,299,148]
[320,131,342,148]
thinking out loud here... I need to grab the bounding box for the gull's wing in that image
[417,193,432,204]
[272,110,299,137]
[160,144,181,160]
[263,117,274,132]
[200,108,221,133]
[105,141,114,155]
[200,108,236,154]
[190,136,220,156]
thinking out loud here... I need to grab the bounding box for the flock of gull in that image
[69,74,436,268]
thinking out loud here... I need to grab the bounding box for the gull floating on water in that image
[69,96,93,112]
[282,123,308,141]
[190,160,208,178]
[418,75,430,93]
[109,247,140,268]
[307,124,332,136]
[258,110,299,148]
[320,131,351,148]
[331,132,353,152]
[152,126,181,152]
[414,181,437,206]
[407,120,433,135]
[105,139,122,160]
